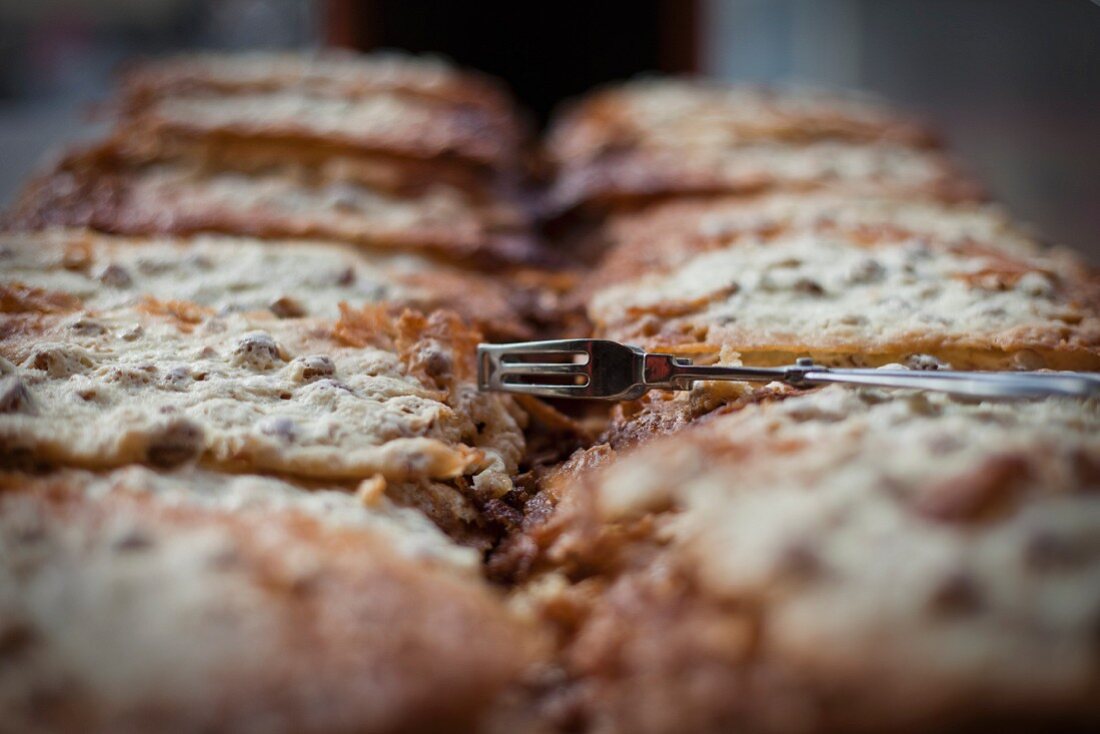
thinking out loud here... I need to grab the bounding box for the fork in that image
[477,339,1100,400]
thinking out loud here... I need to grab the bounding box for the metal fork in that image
[477,339,1100,400]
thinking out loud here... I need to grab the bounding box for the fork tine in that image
[477,339,645,399]
[479,343,587,391]
[479,339,593,357]
[488,381,591,397]
[498,363,588,377]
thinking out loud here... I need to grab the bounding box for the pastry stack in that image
[1,56,1099,733]
[0,52,547,733]
[502,79,1100,733]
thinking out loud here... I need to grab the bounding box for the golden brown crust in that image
[121,87,518,171]
[0,281,82,315]
[118,51,517,118]
[546,144,983,216]
[5,141,543,268]
[547,80,941,163]
[128,132,512,201]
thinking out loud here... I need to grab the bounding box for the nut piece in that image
[231,332,285,371]
[98,264,133,288]
[357,475,388,507]
[145,417,205,467]
[289,355,336,382]
[0,377,35,415]
[269,296,306,319]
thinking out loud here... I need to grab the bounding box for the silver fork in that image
[477,339,1100,400]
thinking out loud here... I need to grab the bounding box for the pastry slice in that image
[119,50,516,120]
[590,190,1052,288]
[587,213,1100,370]
[0,228,533,339]
[547,141,979,215]
[5,141,540,267]
[0,466,542,733]
[548,80,939,162]
[116,51,524,169]
[512,387,1100,733]
[0,300,526,544]
[545,80,978,214]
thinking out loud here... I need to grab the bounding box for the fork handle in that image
[669,363,1100,399]
[799,368,1100,399]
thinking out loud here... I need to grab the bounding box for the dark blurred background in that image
[1,0,1097,259]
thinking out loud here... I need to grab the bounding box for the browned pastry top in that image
[543,80,980,214]
[5,140,545,268]
[119,51,518,124]
[117,51,527,169]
